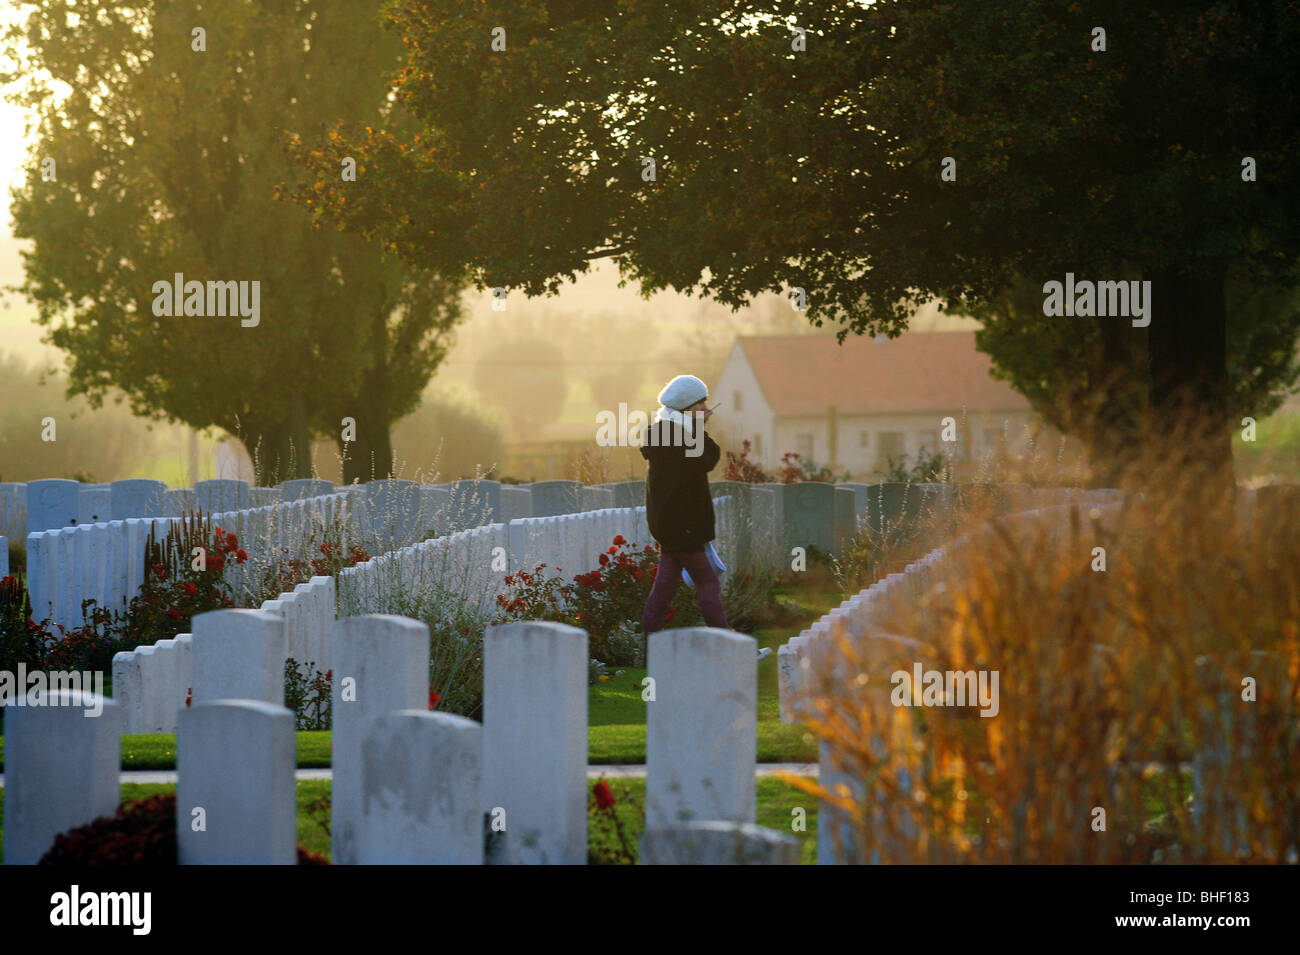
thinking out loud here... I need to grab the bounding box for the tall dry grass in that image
[785,435,1299,864]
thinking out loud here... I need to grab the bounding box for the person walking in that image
[640,374,730,640]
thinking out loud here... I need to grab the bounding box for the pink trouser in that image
[641,548,729,635]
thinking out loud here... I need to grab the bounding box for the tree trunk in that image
[340,341,395,485]
[243,419,313,486]
[1146,266,1234,502]
[1087,315,1147,488]
[341,406,395,485]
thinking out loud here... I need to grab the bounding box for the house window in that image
[876,431,904,470]
[733,390,743,412]
[795,433,814,459]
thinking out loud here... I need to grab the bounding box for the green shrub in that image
[284,658,332,730]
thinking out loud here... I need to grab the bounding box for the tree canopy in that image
[6,0,468,484]
[295,0,1300,487]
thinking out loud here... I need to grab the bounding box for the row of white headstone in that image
[24,493,352,630]
[3,477,651,542]
[6,615,800,865]
[3,478,340,539]
[777,498,1129,864]
[337,501,727,619]
[777,494,1140,722]
[108,502,720,736]
[110,576,337,734]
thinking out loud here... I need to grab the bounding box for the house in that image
[711,331,1042,479]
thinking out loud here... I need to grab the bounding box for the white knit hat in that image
[657,374,709,411]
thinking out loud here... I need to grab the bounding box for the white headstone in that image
[26,478,79,536]
[111,650,146,734]
[177,699,297,864]
[357,710,484,864]
[0,482,26,541]
[153,639,180,733]
[164,488,197,517]
[278,479,334,501]
[5,690,122,864]
[78,484,112,525]
[483,621,588,864]
[109,479,167,520]
[646,627,757,830]
[641,821,801,864]
[330,614,430,865]
[191,609,287,706]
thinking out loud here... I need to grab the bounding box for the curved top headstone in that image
[110,479,167,520]
[26,479,80,536]
[278,478,335,501]
[195,479,250,514]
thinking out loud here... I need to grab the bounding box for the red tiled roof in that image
[733,332,1030,416]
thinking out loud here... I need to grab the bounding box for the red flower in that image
[236,549,248,563]
[429,687,441,708]
[593,779,616,811]
[612,535,626,546]
[185,687,192,708]
[598,553,609,567]
[166,608,180,620]
[325,669,333,681]
[152,563,167,580]
[224,533,238,552]
[183,582,197,596]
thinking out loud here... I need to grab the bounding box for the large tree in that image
[969,271,1300,485]
[5,0,467,485]
[292,0,1300,491]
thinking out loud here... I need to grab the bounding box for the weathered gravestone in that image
[77,484,112,525]
[483,621,588,865]
[109,479,167,521]
[530,480,582,518]
[5,690,122,864]
[330,614,429,866]
[26,478,80,535]
[640,821,801,865]
[357,711,484,864]
[177,700,296,865]
[0,482,26,541]
[784,482,838,556]
[645,627,756,831]
[603,480,646,508]
[163,488,197,517]
[277,478,334,501]
[446,479,501,528]
[195,479,249,514]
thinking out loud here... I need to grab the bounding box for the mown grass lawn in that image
[0,776,819,865]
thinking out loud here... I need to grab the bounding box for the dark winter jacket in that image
[641,418,721,553]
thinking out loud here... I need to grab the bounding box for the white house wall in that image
[773,410,1037,480]
[712,343,776,467]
